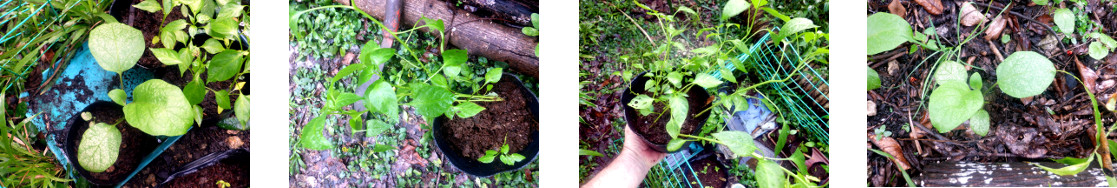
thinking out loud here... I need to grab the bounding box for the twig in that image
[620,12,655,45]
[987,39,1004,61]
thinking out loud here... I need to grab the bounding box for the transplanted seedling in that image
[77,112,122,173]
[478,137,526,165]
[927,51,1054,136]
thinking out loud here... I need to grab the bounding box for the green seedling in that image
[928,52,1054,136]
[216,180,231,188]
[478,137,526,165]
[295,5,506,159]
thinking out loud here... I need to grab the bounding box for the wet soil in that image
[67,102,159,185]
[686,157,728,188]
[126,0,187,69]
[124,126,249,187]
[161,152,249,188]
[866,0,1117,186]
[444,79,537,159]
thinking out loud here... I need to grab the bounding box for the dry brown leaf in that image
[868,133,912,170]
[914,0,944,15]
[889,0,907,18]
[1077,58,1099,94]
[960,2,987,27]
[984,15,1007,41]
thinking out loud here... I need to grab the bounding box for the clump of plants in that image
[866,4,1117,183]
[76,0,250,174]
[292,3,523,165]
[621,0,826,187]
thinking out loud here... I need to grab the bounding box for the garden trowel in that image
[355,0,403,111]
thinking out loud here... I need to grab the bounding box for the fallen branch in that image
[337,0,539,78]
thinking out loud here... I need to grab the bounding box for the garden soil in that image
[866,0,1117,186]
[127,0,187,69]
[124,126,249,187]
[162,154,249,188]
[444,78,536,159]
[686,157,728,188]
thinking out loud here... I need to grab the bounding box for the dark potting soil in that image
[632,89,705,145]
[127,0,187,69]
[444,79,537,159]
[685,157,727,188]
[73,103,159,183]
[124,126,249,187]
[162,158,249,188]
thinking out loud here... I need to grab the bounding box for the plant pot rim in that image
[432,73,539,177]
[622,71,713,153]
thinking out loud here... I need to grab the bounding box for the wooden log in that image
[915,161,1108,187]
[458,0,536,27]
[337,0,539,78]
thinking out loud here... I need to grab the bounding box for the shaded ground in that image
[867,0,1117,186]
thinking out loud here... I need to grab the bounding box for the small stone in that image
[227,136,244,149]
[888,59,900,75]
[867,100,878,116]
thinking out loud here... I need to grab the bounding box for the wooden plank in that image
[337,0,539,78]
[915,161,1108,187]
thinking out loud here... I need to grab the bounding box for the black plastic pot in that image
[62,101,159,186]
[621,72,712,153]
[156,148,249,187]
[432,73,539,177]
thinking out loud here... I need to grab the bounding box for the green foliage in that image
[77,123,121,173]
[928,75,983,133]
[123,80,195,136]
[866,13,911,55]
[479,140,526,166]
[996,51,1055,98]
[867,66,881,90]
[89,23,144,74]
[721,0,750,21]
[1054,8,1075,35]
[109,89,127,106]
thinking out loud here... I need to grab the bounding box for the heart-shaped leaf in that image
[996,51,1055,98]
[90,23,144,74]
[123,80,194,136]
[1053,8,1075,35]
[929,82,984,133]
[867,13,912,55]
[78,123,121,173]
[934,61,967,85]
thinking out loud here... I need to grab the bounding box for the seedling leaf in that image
[123,80,194,136]
[666,95,687,139]
[209,50,245,83]
[485,68,503,84]
[928,82,983,133]
[868,66,881,90]
[411,83,454,120]
[365,80,399,121]
[90,23,144,74]
[756,159,786,188]
[1053,8,1074,35]
[133,1,162,13]
[235,95,249,127]
[867,13,912,55]
[970,109,990,136]
[721,0,750,21]
[109,89,127,106]
[1034,155,1093,176]
[184,79,206,105]
[996,51,1055,98]
[78,123,121,173]
[694,74,723,88]
[934,61,967,84]
[453,101,485,118]
[712,131,756,157]
[299,116,333,150]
